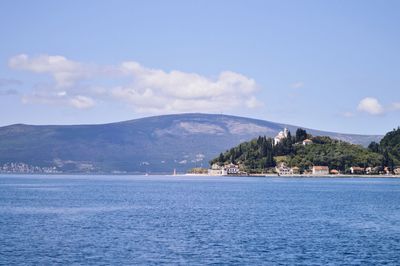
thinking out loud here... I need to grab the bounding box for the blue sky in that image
[0,0,399,134]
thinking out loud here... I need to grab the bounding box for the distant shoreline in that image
[262,174,400,178]
[0,172,399,178]
[188,173,400,178]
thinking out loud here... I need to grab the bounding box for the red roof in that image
[313,166,329,170]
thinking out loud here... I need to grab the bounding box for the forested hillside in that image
[210,128,392,174]
[368,127,400,169]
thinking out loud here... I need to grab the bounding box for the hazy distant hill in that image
[0,113,382,173]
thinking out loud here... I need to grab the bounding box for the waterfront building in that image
[365,167,373,175]
[350,166,364,174]
[276,162,292,175]
[330,169,339,175]
[312,166,329,175]
[226,163,240,175]
[208,164,227,176]
[291,166,300,174]
[208,163,240,176]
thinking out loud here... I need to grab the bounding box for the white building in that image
[274,128,289,145]
[350,166,364,174]
[312,166,329,175]
[208,163,240,176]
[365,167,373,175]
[208,164,227,176]
[226,163,240,175]
[394,168,400,175]
[276,162,292,175]
[302,139,313,145]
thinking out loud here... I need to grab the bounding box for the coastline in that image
[186,173,400,178]
[257,174,400,178]
[0,172,399,178]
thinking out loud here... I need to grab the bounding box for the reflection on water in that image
[0,175,400,265]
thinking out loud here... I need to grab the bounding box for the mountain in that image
[0,113,382,174]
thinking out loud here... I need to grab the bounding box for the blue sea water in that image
[0,175,400,265]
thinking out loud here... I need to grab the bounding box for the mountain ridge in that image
[0,113,383,173]
[3,113,383,137]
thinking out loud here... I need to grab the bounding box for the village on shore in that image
[204,162,400,177]
[190,127,400,177]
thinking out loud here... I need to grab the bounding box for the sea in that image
[0,175,400,265]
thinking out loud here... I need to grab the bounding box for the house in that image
[394,167,400,175]
[276,162,292,175]
[312,166,329,175]
[274,128,289,145]
[225,163,240,175]
[365,167,373,175]
[330,169,339,175]
[291,166,300,175]
[384,167,391,174]
[208,164,227,176]
[302,139,313,145]
[208,163,241,176]
[350,167,364,174]
[373,166,383,174]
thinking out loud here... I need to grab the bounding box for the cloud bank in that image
[357,97,384,115]
[356,97,400,116]
[9,54,262,113]
[9,54,91,88]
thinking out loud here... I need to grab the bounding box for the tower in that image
[283,128,289,138]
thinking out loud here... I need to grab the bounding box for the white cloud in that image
[69,95,95,109]
[290,81,304,89]
[118,62,257,99]
[245,96,262,108]
[113,61,261,113]
[9,54,262,113]
[9,54,92,88]
[357,97,384,115]
[21,89,95,109]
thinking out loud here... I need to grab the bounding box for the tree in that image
[368,141,380,153]
[295,128,308,143]
[218,153,224,164]
[379,127,400,166]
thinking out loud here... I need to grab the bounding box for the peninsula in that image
[208,127,400,176]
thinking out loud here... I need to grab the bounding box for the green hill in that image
[210,129,386,174]
[371,127,400,169]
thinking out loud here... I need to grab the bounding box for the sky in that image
[0,0,399,135]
